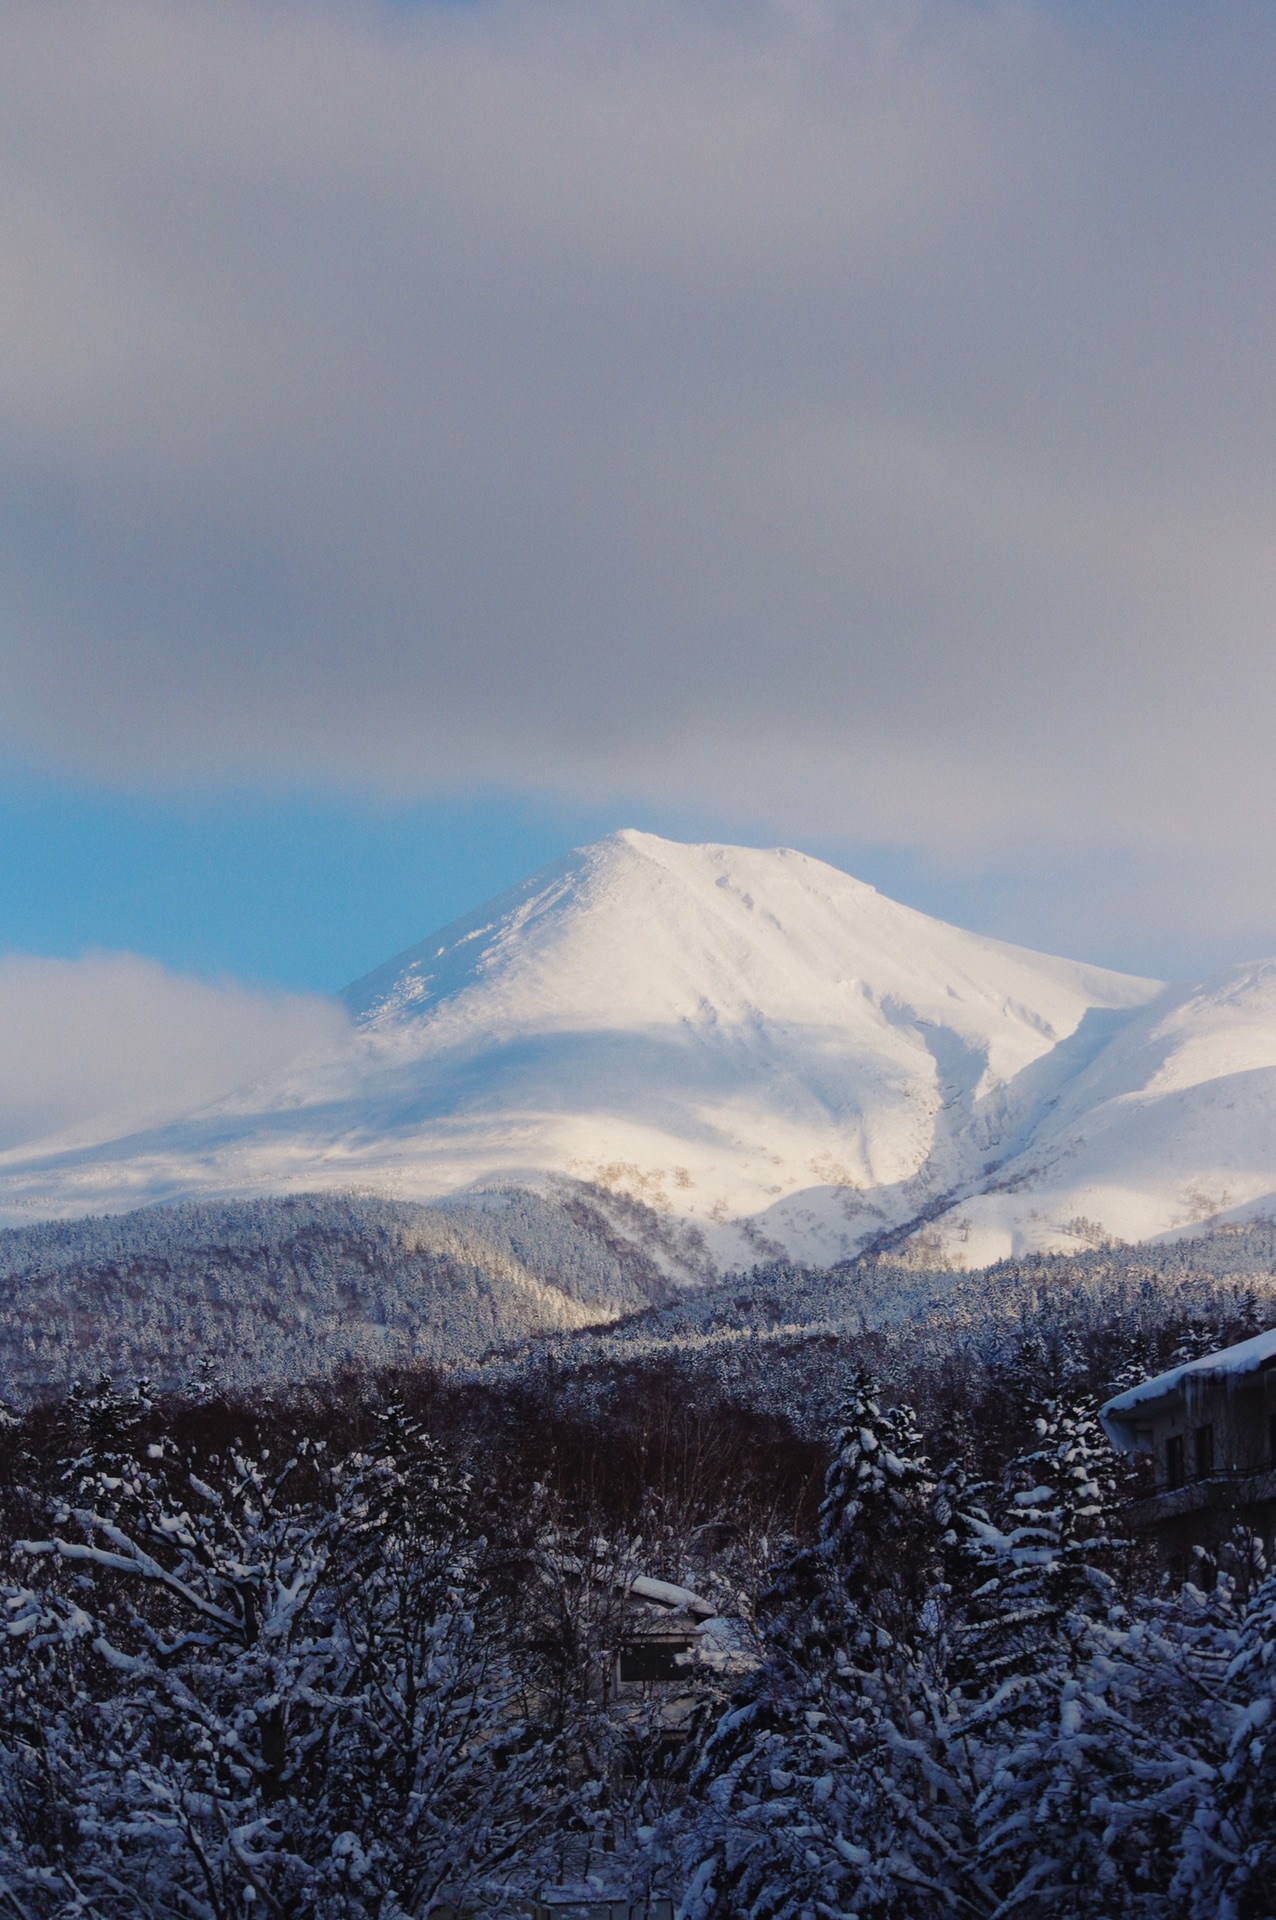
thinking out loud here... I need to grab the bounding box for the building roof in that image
[1101,1327,1276,1453]
[627,1574,717,1619]
[540,1551,717,1619]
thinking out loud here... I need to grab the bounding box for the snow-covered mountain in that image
[920,961,1276,1265]
[0,830,1272,1268]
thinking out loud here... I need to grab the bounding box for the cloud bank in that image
[0,1,1274,920]
[0,953,347,1155]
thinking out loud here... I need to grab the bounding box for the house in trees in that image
[1101,1327,1276,1574]
[612,1574,716,1690]
[522,1549,755,1746]
[612,1575,756,1738]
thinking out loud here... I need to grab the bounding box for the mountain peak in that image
[9,830,1269,1277]
[343,830,1153,1045]
[341,831,881,1026]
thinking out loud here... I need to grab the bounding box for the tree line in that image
[1,1286,1275,1917]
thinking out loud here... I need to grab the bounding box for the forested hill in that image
[480,1219,1276,1437]
[4,1192,1276,1411]
[0,1189,670,1402]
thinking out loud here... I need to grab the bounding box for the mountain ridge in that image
[0,830,1270,1267]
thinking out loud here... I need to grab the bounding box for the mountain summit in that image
[2,832,1273,1266]
[318,829,1162,1261]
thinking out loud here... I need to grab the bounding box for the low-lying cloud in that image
[0,952,348,1154]
[0,1,1274,931]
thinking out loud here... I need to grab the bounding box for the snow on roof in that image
[1101,1326,1276,1451]
[627,1574,717,1620]
[541,1551,717,1619]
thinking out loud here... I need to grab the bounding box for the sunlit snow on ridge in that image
[0,831,1269,1268]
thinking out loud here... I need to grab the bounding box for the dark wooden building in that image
[1101,1328,1276,1575]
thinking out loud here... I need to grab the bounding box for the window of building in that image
[1194,1424,1215,1480]
[618,1640,691,1685]
[1166,1433,1184,1490]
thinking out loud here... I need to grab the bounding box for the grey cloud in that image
[0,952,348,1154]
[0,1,1274,895]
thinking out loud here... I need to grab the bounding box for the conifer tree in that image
[685,1373,988,1919]
[1173,1539,1276,1919]
[962,1391,1158,1914]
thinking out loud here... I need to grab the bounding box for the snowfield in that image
[0,829,1272,1266]
[927,960,1276,1264]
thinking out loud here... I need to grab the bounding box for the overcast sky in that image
[1,0,1275,1144]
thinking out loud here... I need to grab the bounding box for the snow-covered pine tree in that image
[55,1372,155,1507]
[1171,1536,1276,1920]
[684,1372,989,1920]
[962,1391,1163,1915]
[1091,1527,1272,1920]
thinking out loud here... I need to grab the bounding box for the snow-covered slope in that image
[0,830,1179,1267]
[916,961,1276,1265]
